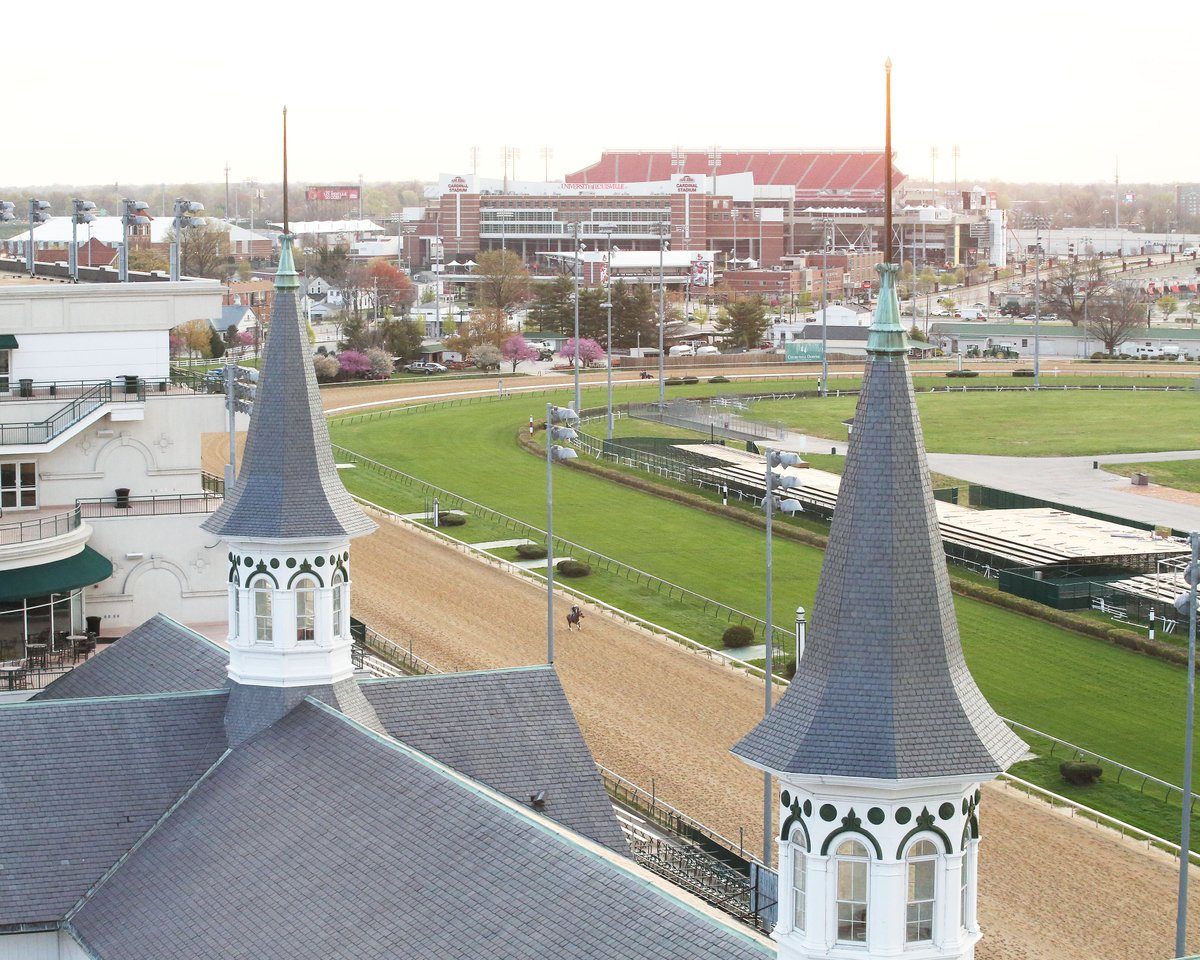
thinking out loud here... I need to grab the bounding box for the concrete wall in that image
[12,330,168,383]
[0,931,93,959]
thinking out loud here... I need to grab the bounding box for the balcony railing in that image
[76,492,222,519]
[0,507,82,545]
[0,382,112,445]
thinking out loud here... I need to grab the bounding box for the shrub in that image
[709,376,730,384]
[365,347,394,380]
[1060,761,1103,787]
[665,377,685,386]
[436,512,466,527]
[338,350,372,380]
[515,543,547,560]
[722,625,755,649]
[1012,369,1035,377]
[313,354,340,382]
[945,370,979,378]
[778,658,797,680]
[555,559,591,578]
[682,376,699,385]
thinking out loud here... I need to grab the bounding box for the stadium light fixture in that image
[70,199,96,282]
[171,198,207,281]
[119,199,151,282]
[26,199,51,277]
[0,201,15,223]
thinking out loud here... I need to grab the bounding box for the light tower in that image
[733,61,1025,960]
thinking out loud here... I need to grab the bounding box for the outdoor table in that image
[25,644,47,669]
[0,664,24,690]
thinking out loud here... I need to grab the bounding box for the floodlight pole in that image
[225,363,238,490]
[573,221,582,412]
[821,218,832,396]
[605,228,614,439]
[762,446,776,866]
[1175,530,1199,959]
[659,221,668,407]
[546,403,557,665]
[70,211,78,283]
[1033,217,1046,388]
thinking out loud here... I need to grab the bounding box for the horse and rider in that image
[566,605,585,631]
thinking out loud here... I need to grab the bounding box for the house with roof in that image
[0,235,777,960]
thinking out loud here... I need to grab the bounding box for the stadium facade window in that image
[791,833,807,933]
[905,839,938,943]
[834,839,869,943]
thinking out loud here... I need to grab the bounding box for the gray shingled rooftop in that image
[362,667,629,856]
[71,700,771,960]
[0,691,228,929]
[734,264,1026,780]
[33,615,228,702]
[202,236,375,541]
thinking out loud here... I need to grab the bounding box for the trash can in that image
[18,378,32,397]
[114,487,131,509]
[85,615,101,636]
[122,375,139,397]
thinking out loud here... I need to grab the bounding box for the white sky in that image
[6,0,1197,188]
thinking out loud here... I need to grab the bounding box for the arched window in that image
[250,577,273,645]
[791,832,807,933]
[332,570,345,640]
[960,826,971,930]
[905,839,938,944]
[834,839,869,944]
[294,575,317,643]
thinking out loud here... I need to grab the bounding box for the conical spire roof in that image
[203,236,376,541]
[733,263,1024,780]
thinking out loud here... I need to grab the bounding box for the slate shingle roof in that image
[0,691,228,929]
[202,236,375,541]
[362,667,628,856]
[734,264,1026,780]
[33,615,229,702]
[71,701,772,960]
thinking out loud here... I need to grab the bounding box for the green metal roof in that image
[0,335,18,349]
[931,322,1200,340]
[0,545,112,602]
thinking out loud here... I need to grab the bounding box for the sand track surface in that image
[350,515,1199,960]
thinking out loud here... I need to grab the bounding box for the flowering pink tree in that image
[501,334,539,372]
[337,350,373,380]
[559,337,605,368]
[236,330,255,348]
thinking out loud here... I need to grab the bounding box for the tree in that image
[313,354,340,382]
[908,324,929,343]
[716,296,768,349]
[340,313,369,352]
[368,259,416,315]
[1187,300,1200,326]
[235,259,252,281]
[172,319,213,359]
[474,249,532,314]
[609,281,657,348]
[312,246,350,287]
[208,328,226,359]
[446,307,511,354]
[558,338,605,368]
[1090,287,1146,355]
[174,224,232,279]
[501,334,538,371]
[127,245,168,273]
[338,350,372,380]
[527,276,574,335]
[381,317,424,362]
[1043,257,1106,325]
[1157,294,1179,321]
[472,343,502,372]
[365,347,394,379]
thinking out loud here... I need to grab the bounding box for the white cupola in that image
[734,265,1026,960]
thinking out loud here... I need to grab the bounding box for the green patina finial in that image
[275,233,299,291]
[867,261,906,355]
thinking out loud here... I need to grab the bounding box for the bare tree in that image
[1042,257,1106,325]
[1089,286,1148,355]
[474,250,532,314]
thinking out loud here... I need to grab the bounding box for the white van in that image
[668,344,696,357]
[694,345,720,357]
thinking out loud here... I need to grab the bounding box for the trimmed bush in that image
[664,377,685,386]
[945,369,979,378]
[682,376,699,385]
[436,512,466,527]
[555,559,591,578]
[778,658,797,680]
[722,624,755,649]
[709,376,730,384]
[1012,369,1035,377]
[515,543,547,560]
[1060,761,1103,787]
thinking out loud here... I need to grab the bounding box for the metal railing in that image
[0,507,81,545]
[0,381,112,445]
[76,492,222,519]
[201,471,225,495]
[628,399,786,442]
[359,622,440,676]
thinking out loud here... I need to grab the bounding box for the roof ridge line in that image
[153,613,230,654]
[300,696,774,952]
[3,688,229,710]
[64,746,234,926]
[356,663,552,685]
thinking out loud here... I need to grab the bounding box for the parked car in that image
[404,361,448,375]
[668,344,695,357]
[694,345,720,356]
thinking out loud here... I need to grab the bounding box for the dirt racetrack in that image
[350,515,1199,960]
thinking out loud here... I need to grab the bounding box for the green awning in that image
[0,335,18,349]
[0,545,112,601]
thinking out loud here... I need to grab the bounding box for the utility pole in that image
[572,221,582,413]
[541,146,553,182]
[820,218,832,396]
[1031,216,1048,388]
[224,162,231,218]
[604,227,614,439]
[658,220,669,407]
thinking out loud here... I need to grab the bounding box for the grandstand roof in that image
[567,151,905,200]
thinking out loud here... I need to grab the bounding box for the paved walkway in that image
[927,450,1200,531]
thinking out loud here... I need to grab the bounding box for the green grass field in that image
[1104,459,1200,494]
[330,382,1200,811]
[750,388,1200,457]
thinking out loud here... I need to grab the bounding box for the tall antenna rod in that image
[282,106,289,234]
[884,58,893,264]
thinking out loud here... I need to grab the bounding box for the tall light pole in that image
[602,226,615,439]
[497,209,514,253]
[1175,535,1200,959]
[1030,216,1049,388]
[820,218,833,396]
[26,200,50,277]
[70,199,96,282]
[572,221,583,413]
[120,199,150,282]
[171,198,206,282]
[545,404,580,665]
[761,446,802,864]
[431,235,444,338]
[658,220,669,407]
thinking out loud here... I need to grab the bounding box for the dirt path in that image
[350,515,1200,960]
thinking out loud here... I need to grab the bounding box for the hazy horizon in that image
[5,0,1197,188]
